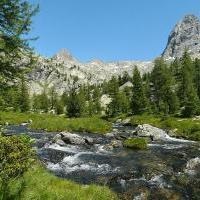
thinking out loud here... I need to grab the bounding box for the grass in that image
[130,115,200,141]
[0,111,112,134]
[6,163,118,200]
[123,138,148,150]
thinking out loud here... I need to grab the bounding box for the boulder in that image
[56,139,66,146]
[121,118,131,126]
[111,140,123,148]
[184,157,200,174]
[105,132,117,138]
[84,136,94,145]
[135,124,168,140]
[60,132,86,145]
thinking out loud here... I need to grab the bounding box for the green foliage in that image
[150,58,179,115]
[32,90,49,112]
[0,135,34,199]
[123,138,148,150]
[30,116,112,133]
[194,58,200,98]
[66,78,85,118]
[178,51,200,117]
[7,163,117,200]
[0,0,38,86]
[131,66,147,114]
[0,112,112,134]
[107,91,130,117]
[18,77,30,112]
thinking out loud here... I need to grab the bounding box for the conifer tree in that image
[194,58,200,98]
[66,77,84,117]
[131,66,147,114]
[18,77,30,112]
[179,51,199,117]
[0,0,38,86]
[151,58,179,114]
[40,89,49,113]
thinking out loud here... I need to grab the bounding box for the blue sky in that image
[29,0,200,62]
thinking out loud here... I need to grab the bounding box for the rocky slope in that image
[28,14,200,95]
[28,49,153,95]
[162,14,200,59]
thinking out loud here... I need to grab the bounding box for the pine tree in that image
[194,58,200,98]
[18,77,30,112]
[151,58,179,115]
[40,90,49,113]
[66,77,85,118]
[178,51,199,117]
[0,0,38,86]
[131,66,147,114]
[49,87,57,110]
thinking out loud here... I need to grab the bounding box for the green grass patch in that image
[130,115,200,141]
[123,138,148,150]
[0,112,112,134]
[6,163,118,200]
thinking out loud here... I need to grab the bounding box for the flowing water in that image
[5,124,200,200]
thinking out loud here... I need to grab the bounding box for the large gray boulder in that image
[57,132,94,145]
[60,132,86,145]
[135,124,168,140]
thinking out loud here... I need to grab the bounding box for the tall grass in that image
[6,163,118,200]
[0,112,112,134]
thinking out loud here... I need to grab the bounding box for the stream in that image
[4,123,200,200]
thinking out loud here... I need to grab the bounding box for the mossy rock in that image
[123,138,148,150]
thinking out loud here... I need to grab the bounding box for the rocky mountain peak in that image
[162,14,200,59]
[54,49,77,63]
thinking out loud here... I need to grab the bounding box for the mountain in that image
[28,14,200,95]
[28,50,153,95]
[162,14,200,58]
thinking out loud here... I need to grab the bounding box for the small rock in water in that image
[56,139,66,146]
[122,118,131,126]
[105,132,116,138]
[116,119,122,123]
[84,137,94,145]
[184,157,200,174]
[133,193,146,200]
[111,140,123,148]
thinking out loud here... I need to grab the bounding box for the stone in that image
[163,15,200,59]
[135,124,168,140]
[105,132,116,138]
[84,137,94,145]
[60,132,86,145]
[121,118,131,126]
[116,119,122,123]
[56,139,66,146]
[184,157,200,174]
[119,81,133,91]
[111,140,123,148]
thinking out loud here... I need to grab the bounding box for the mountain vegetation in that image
[0,1,200,200]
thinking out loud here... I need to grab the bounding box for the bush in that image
[123,138,147,150]
[0,135,35,200]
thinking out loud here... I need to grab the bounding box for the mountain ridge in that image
[28,14,200,95]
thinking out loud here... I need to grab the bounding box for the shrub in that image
[123,138,147,150]
[0,135,35,200]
